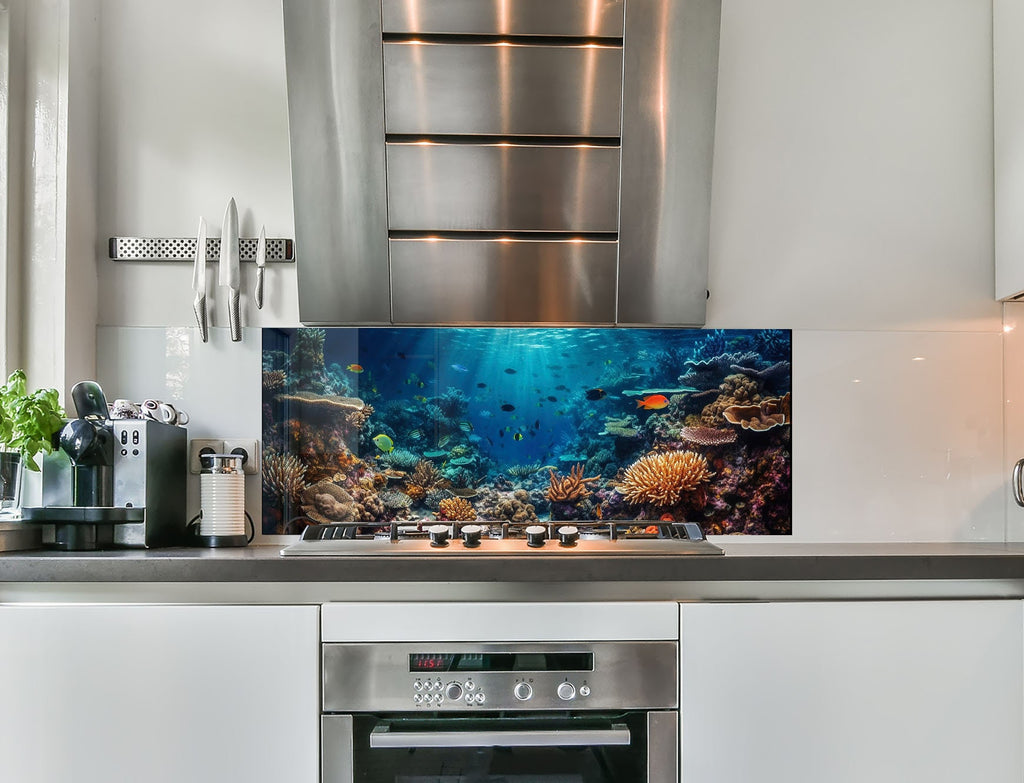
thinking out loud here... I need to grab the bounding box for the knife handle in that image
[255,267,265,310]
[228,289,241,342]
[193,294,209,343]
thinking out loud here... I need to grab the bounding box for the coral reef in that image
[438,497,476,521]
[616,450,713,507]
[507,463,543,478]
[723,392,791,432]
[546,464,601,503]
[262,452,307,504]
[411,459,445,489]
[299,481,358,524]
[262,370,286,392]
[677,426,737,447]
[480,489,539,524]
[698,374,761,426]
[729,360,791,394]
[378,490,413,510]
[679,351,760,389]
[379,449,421,471]
[423,487,455,511]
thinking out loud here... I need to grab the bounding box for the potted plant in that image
[0,370,65,514]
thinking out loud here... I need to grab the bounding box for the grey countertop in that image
[2,541,1024,584]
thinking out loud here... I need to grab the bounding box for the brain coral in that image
[616,450,714,507]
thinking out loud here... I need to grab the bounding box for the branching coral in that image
[262,452,307,504]
[616,450,714,507]
[438,497,476,522]
[411,459,444,488]
[546,464,601,503]
[262,370,286,392]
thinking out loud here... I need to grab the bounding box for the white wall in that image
[91,0,1004,542]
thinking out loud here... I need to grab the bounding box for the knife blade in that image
[192,217,209,342]
[254,224,266,310]
[219,197,241,342]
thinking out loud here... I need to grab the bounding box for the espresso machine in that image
[22,381,187,550]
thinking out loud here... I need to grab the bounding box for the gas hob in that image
[280,521,723,557]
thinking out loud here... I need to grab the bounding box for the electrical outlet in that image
[223,438,261,475]
[189,439,224,474]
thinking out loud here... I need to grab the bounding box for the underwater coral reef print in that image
[262,328,792,535]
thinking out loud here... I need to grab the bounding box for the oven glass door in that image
[324,712,675,783]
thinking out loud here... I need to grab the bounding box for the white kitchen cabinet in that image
[996,0,1024,299]
[679,600,1023,783]
[0,604,319,783]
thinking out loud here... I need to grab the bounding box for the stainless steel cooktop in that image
[280,521,723,557]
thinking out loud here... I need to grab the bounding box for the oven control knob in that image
[513,682,533,701]
[525,525,547,548]
[428,524,450,547]
[461,524,483,548]
[557,525,579,547]
[557,682,576,701]
[579,685,591,697]
[445,682,463,701]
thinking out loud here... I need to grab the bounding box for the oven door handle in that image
[369,723,631,749]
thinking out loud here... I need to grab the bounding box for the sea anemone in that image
[616,450,714,507]
[262,452,307,504]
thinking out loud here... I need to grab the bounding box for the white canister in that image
[198,453,248,546]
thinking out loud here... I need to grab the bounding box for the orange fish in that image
[346,364,364,373]
[636,394,669,410]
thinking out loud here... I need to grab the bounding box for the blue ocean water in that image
[262,327,792,535]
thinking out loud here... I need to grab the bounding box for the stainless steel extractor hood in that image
[283,0,721,326]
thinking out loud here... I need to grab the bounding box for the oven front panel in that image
[322,641,678,713]
[323,711,678,783]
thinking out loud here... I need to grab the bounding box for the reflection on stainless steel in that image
[382,0,625,37]
[647,712,679,782]
[321,715,355,783]
[284,0,721,326]
[386,143,621,231]
[368,724,631,748]
[384,42,623,137]
[322,641,678,712]
[283,0,391,325]
[618,0,722,325]
[390,238,617,323]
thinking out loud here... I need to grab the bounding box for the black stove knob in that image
[557,525,579,547]
[428,524,450,548]
[461,524,483,548]
[525,524,547,548]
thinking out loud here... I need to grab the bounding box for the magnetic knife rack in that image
[108,237,294,263]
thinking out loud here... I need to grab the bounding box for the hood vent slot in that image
[285,0,720,326]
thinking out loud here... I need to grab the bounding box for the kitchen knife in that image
[254,224,266,310]
[192,217,209,342]
[219,197,241,342]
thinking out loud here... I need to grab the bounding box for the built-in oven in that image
[321,640,678,782]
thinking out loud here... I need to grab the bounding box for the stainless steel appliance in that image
[320,603,680,782]
[22,382,187,550]
[283,0,722,327]
[281,520,722,557]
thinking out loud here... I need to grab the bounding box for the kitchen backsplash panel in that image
[261,328,793,536]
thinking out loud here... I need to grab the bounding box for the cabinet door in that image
[0,604,318,783]
[680,601,1023,783]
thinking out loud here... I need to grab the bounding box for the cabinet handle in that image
[1013,458,1024,507]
